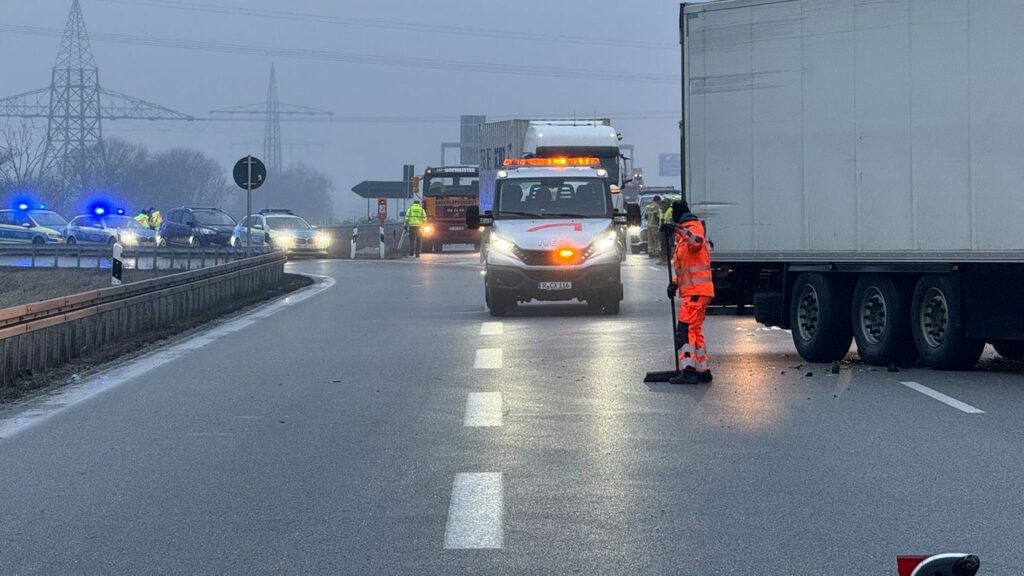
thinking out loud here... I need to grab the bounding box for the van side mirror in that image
[625,203,642,227]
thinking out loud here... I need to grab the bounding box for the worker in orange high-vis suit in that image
[665,200,714,384]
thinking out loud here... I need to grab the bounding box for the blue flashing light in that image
[94,206,107,216]
[17,202,29,211]
[116,208,126,215]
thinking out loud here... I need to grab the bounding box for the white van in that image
[468,158,641,316]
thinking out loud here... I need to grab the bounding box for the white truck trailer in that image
[681,0,1024,369]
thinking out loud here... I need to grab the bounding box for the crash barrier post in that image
[0,251,286,387]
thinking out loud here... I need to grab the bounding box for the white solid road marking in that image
[649,266,660,272]
[0,274,336,441]
[443,473,504,549]
[474,348,503,369]
[900,381,984,414]
[464,392,502,427]
[479,322,504,336]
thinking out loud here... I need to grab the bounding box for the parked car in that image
[156,207,237,247]
[0,209,65,244]
[24,207,69,236]
[230,209,329,256]
[65,214,156,246]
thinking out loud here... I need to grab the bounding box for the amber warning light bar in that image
[502,157,601,167]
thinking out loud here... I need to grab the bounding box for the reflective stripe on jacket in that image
[672,219,714,298]
[405,204,427,226]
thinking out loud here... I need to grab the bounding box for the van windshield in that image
[497,178,610,219]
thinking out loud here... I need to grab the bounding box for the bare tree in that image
[0,120,47,194]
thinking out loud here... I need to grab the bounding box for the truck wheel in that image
[487,286,514,317]
[790,273,852,363]
[851,275,914,366]
[911,275,984,370]
[993,341,1024,361]
[753,292,784,327]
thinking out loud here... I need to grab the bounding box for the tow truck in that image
[420,166,481,252]
[467,157,641,316]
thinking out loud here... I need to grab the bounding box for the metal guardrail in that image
[0,244,271,269]
[0,251,286,386]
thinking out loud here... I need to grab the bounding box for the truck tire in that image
[790,273,853,363]
[487,286,514,317]
[753,292,784,327]
[851,275,914,366]
[993,341,1024,361]
[910,275,984,370]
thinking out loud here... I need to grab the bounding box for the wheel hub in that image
[796,285,820,342]
[920,287,949,348]
[859,287,887,345]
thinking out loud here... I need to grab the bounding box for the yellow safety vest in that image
[405,204,427,226]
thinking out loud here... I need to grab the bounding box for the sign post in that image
[232,155,267,255]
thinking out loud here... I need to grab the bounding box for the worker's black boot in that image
[697,370,713,384]
[669,368,700,385]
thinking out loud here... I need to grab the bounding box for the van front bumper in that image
[485,263,622,302]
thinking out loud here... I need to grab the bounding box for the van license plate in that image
[449,226,464,231]
[539,282,572,291]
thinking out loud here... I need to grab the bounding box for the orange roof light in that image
[502,157,601,167]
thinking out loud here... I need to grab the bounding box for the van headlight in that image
[595,231,618,252]
[489,234,515,254]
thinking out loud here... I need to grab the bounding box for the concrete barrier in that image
[0,251,286,387]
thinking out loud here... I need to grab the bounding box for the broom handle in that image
[662,225,680,373]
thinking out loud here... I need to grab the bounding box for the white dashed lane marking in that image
[443,473,504,549]
[900,381,984,414]
[464,392,502,427]
[474,348,503,369]
[479,322,504,336]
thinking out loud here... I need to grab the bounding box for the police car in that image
[0,208,66,244]
[65,210,156,246]
[230,209,330,256]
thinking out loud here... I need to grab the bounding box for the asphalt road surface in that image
[1,253,1022,575]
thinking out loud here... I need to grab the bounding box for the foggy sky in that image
[0,0,684,219]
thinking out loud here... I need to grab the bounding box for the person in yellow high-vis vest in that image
[404,200,428,258]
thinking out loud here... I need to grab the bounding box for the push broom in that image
[645,224,680,382]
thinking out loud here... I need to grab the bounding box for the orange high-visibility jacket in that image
[672,219,714,298]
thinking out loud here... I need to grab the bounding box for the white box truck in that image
[478,119,628,214]
[681,0,1024,369]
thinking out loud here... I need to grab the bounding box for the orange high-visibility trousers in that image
[676,295,711,372]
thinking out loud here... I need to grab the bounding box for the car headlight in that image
[120,231,138,246]
[316,232,331,247]
[276,233,294,248]
[489,233,514,254]
[199,227,217,235]
[47,232,61,239]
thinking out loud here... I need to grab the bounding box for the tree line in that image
[0,121,334,222]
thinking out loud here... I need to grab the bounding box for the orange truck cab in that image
[421,166,481,252]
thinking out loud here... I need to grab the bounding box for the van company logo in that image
[526,223,582,233]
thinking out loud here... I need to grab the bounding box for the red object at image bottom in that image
[896,554,981,576]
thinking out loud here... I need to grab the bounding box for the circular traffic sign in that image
[233,156,267,190]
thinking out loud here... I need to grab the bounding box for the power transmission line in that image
[0,24,679,85]
[99,0,676,51]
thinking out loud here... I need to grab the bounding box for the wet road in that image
[1,253,1021,575]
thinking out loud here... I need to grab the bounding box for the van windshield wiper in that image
[545,213,602,219]
[497,211,542,218]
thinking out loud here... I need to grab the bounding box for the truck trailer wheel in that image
[753,292,784,327]
[851,275,914,366]
[911,275,984,370]
[790,273,852,363]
